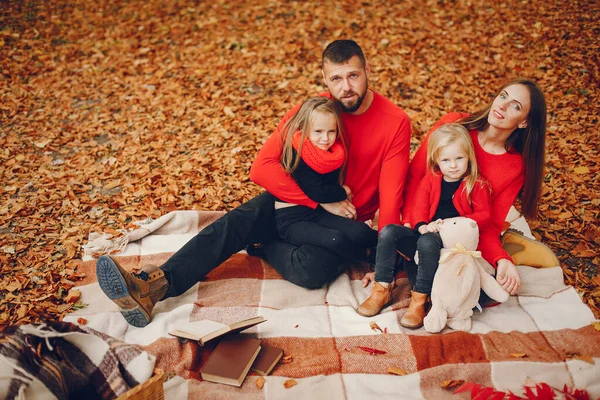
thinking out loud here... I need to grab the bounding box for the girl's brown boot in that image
[357,281,395,317]
[400,291,429,329]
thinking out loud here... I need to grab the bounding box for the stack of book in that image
[169,316,283,387]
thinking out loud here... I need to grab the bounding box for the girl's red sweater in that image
[411,172,492,229]
[402,112,525,267]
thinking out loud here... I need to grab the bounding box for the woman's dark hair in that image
[459,78,547,220]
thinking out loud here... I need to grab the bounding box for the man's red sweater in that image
[402,112,525,267]
[250,90,411,230]
[411,172,492,229]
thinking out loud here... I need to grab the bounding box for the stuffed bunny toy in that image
[422,217,510,333]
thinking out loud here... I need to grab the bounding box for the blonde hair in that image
[280,97,347,183]
[426,123,479,204]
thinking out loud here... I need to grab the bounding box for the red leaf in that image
[473,387,495,400]
[356,346,387,355]
[571,389,590,400]
[490,392,508,400]
[508,391,525,400]
[453,382,480,395]
[536,383,556,399]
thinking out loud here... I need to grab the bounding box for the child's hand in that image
[364,219,373,228]
[426,219,443,233]
[361,272,375,288]
[342,185,353,202]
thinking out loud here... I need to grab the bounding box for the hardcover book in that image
[200,335,262,387]
[251,344,284,376]
[169,316,265,345]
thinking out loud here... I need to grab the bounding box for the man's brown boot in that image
[501,229,560,268]
[96,255,169,327]
[357,281,395,317]
[400,291,429,329]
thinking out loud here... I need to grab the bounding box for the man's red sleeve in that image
[377,117,411,230]
[249,104,318,208]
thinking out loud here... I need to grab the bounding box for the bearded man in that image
[96,40,411,327]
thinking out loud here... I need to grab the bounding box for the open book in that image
[169,316,266,345]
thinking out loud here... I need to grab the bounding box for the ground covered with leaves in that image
[1,0,598,328]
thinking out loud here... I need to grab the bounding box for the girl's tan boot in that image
[357,281,395,317]
[400,291,429,329]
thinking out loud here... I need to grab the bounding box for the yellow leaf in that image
[573,166,590,174]
[387,366,407,376]
[511,353,527,358]
[592,321,600,331]
[573,355,595,364]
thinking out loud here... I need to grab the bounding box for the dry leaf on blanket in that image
[440,379,464,389]
[592,322,600,331]
[283,379,297,389]
[511,352,527,358]
[65,289,81,303]
[357,346,387,355]
[255,377,265,389]
[566,352,595,364]
[280,355,293,364]
[387,367,407,376]
[370,321,383,333]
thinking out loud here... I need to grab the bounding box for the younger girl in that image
[357,123,492,325]
[268,96,377,262]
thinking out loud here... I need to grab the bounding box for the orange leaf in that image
[387,366,407,376]
[557,211,573,219]
[280,355,293,364]
[511,353,527,358]
[283,379,297,389]
[441,379,465,389]
[370,321,383,333]
[255,377,265,389]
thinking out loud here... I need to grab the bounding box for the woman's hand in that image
[361,272,375,288]
[496,258,521,295]
[321,200,356,219]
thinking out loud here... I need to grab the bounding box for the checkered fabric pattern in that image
[65,211,600,399]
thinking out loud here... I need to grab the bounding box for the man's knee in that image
[289,247,341,289]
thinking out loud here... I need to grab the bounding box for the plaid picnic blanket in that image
[0,321,155,400]
[65,210,600,399]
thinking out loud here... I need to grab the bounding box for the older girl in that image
[266,96,377,262]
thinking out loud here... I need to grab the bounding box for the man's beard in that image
[338,89,366,113]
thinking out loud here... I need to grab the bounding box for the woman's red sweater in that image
[402,113,525,267]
